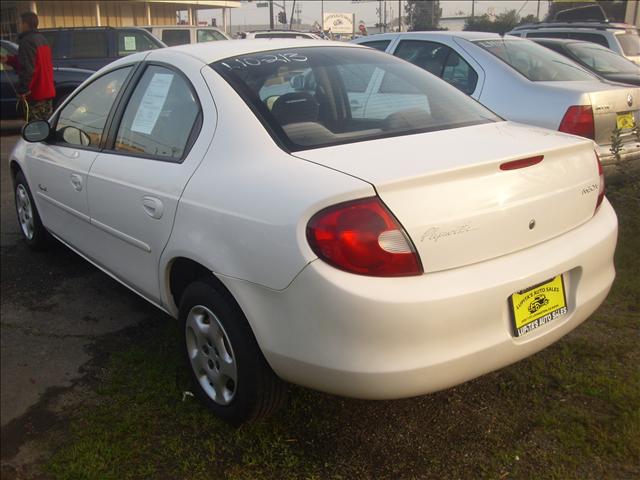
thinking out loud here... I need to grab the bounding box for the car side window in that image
[114,65,200,161]
[441,51,478,95]
[117,30,159,56]
[162,29,190,46]
[360,40,391,52]
[70,30,108,58]
[527,32,570,40]
[55,67,131,148]
[394,40,478,94]
[568,32,610,48]
[197,29,225,42]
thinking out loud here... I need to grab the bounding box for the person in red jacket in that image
[0,12,55,121]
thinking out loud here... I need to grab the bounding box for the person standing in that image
[0,12,55,121]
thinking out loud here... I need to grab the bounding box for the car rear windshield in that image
[616,31,640,56]
[474,39,595,81]
[566,42,639,74]
[211,47,498,151]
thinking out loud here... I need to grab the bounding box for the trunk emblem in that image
[628,94,634,107]
[529,219,536,230]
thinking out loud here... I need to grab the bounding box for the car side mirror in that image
[21,120,51,143]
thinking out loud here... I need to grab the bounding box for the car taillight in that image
[595,150,605,212]
[558,105,595,140]
[306,197,422,277]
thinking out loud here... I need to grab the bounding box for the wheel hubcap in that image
[16,185,35,240]
[185,305,237,405]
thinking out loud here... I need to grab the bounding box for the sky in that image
[201,0,551,28]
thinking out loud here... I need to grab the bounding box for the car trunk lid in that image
[295,122,601,273]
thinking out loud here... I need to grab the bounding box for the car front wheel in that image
[179,279,287,424]
[14,170,51,250]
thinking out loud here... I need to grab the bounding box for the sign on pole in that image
[323,13,356,34]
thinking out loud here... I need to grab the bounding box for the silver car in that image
[352,32,640,165]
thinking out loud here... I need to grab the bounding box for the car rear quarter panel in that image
[159,65,373,313]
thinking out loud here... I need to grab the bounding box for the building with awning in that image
[1,1,240,40]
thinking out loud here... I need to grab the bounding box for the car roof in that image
[40,26,150,31]
[512,22,636,32]
[359,31,520,42]
[144,25,223,30]
[168,39,357,64]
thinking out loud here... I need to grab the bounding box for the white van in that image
[145,26,229,46]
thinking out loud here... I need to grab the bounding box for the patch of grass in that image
[46,175,640,480]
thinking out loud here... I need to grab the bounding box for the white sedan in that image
[10,40,617,424]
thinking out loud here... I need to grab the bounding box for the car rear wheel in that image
[179,279,287,424]
[14,171,51,250]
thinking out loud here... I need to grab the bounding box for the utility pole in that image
[383,0,387,32]
[269,0,274,29]
[289,0,295,30]
[471,0,475,20]
[536,0,541,20]
[378,0,382,32]
[321,0,324,32]
[398,0,401,32]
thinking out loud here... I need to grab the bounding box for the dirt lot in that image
[1,134,639,479]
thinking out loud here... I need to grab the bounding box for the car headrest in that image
[271,92,320,126]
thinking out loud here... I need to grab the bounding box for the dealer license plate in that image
[616,112,635,130]
[509,276,567,337]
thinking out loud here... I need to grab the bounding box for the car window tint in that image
[41,31,60,58]
[56,67,131,147]
[474,38,595,81]
[162,29,190,46]
[70,31,108,58]
[197,29,225,42]
[114,66,200,160]
[117,30,159,56]
[568,32,609,48]
[394,40,450,76]
[360,40,390,52]
[212,47,498,151]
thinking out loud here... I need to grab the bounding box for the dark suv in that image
[40,27,165,71]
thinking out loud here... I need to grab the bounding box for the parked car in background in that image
[1,39,92,119]
[239,30,321,39]
[144,25,229,46]
[39,27,165,71]
[532,38,640,86]
[509,22,640,66]
[352,32,640,165]
[10,40,617,424]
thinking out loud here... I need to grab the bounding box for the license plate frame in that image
[509,275,568,338]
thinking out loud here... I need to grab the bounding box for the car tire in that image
[14,170,52,251]
[179,278,287,424]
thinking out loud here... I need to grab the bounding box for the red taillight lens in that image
[558,105,595,140]
[595,150,605,212]
[306,197,423,277]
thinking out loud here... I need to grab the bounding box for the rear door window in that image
[568,32,609,48]
[161,29,190,46]
[359,40,391,52]
[70,30,108,58]
[117,30,160,56]
[197,29,226,42]
[394,40,478,94]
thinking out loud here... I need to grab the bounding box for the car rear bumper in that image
[225,199,618,399]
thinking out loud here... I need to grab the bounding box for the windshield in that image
[474,39,595,81]
[616,31,640,56]
[567,42,639,74]
[211,47,498,151]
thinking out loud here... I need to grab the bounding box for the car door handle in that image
[70,174,83,191]
[142,196,164,219]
